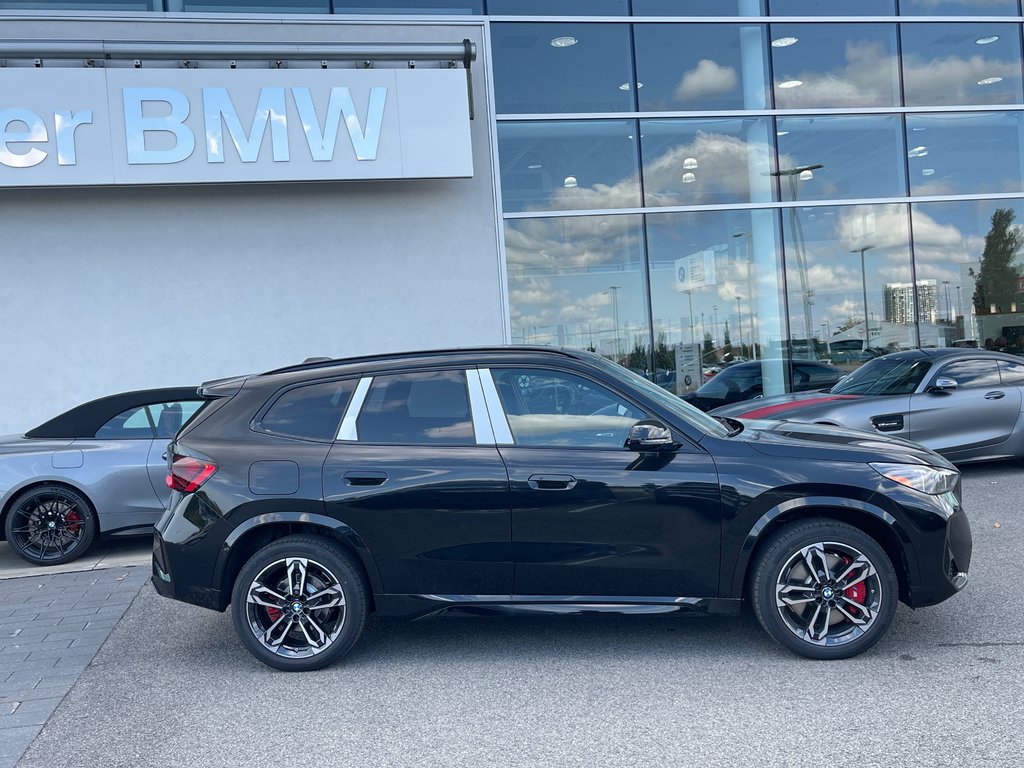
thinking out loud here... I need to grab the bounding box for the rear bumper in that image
[151,526,226,612]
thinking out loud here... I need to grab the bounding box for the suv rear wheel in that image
[231,535,368,671]
[751,518,898,660]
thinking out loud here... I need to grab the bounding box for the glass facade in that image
[492,5,1024,395]
[7,0,1024,394]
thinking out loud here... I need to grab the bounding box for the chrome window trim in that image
[478,369,514,445]
[466,369,496,445]
[336,376,372,442]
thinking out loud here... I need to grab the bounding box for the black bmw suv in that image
[153,347,971,670]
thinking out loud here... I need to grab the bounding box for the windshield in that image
[591,357,732,438]
[831,358,931,396]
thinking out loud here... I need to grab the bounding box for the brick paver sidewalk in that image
[0,567,150,768]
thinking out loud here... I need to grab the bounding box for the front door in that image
[910,358,1022,454]
[485,367,721,598]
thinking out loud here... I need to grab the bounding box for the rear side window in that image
[356,370,474,445]
[95,406,153,439]
[259,380,356,441]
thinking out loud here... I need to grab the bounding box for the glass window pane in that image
[0,0,157,7]
[490,368,647,448]
[902,23,1023,107]
[151,401,202,439]
[632,0,765,15]
[504,215,649,367]
[95,406,153,439]
[1000,360,1024,383]
[332,0,483,11]
[646,209,790,397]
[776,115,906,202]
[491,23,634,114]
[770,0,895,12]
[487,0,626,13]
[634,24,769,111]
[911,199,1024,349]
[180,0,328,11]
[907,112,1024,196]
[783,204,916,367]
[641,118,775,206]
[937,359,1000,386]
[260,381,355,441]
[898,0,1020,15]
[770,24,900,108]
[357,371,474,445]
[498,121,640,213]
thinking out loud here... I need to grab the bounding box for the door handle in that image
[527,474,577,491]
[343,471,388,487]
[984,391,1006,400]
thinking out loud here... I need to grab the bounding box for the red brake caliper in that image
[267,607,283,622]
[841,557,866,611]
[65,511,81,534]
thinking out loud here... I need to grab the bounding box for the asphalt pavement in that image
[4,464,1023,768]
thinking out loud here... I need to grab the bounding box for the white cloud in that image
[774,40,898,108]
[673,59,739,102]
[903,54,1020,104]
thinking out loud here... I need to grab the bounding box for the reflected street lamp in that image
[850,245,875,348]
[772,164,824,347]
[736,295,744,359]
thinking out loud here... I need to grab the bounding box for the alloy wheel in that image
[8,493,88,563]
[244,557,348,659]
[774,541,882,648]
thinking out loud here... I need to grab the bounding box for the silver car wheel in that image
[245,557,347,659]
[774,541,882,647]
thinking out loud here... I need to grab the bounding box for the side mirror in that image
[928,377,958,394]
[625,420,676,451]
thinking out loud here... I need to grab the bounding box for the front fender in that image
[726,495,916,599]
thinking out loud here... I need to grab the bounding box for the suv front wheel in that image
[751,519,898,660]
[231,535,368,671]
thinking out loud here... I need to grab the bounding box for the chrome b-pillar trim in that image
[477,369,514,445]
[336,376,372,442]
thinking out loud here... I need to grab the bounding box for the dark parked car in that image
[1,388,202,565]
[710,348,1024,464]
[153,348,971,670]
[682,360,843,412]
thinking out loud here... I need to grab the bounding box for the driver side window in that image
[491,368,648,448]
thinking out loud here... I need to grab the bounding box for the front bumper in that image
[906,504,972,608]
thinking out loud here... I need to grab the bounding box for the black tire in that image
[4,484,97,566]
[750,518,898,660]
[231,535,368,671]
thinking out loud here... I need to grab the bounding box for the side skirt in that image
[375,594,742,620]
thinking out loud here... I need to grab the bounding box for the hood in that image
[727,419,955,469]
[709,391,857,419]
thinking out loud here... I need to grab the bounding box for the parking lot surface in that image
[4,463,1023,767]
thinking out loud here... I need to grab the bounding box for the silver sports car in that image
[709,348,1024,465]
[0,388,201,566]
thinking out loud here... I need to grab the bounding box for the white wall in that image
[0,15,504,434]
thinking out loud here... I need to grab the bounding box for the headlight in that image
[869,462,959,495]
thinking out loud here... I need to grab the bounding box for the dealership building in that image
[3,0,1024,432]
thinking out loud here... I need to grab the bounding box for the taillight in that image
[166,455,218,493]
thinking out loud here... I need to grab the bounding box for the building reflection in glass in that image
[504,215,648,365]
[782,204,915,365]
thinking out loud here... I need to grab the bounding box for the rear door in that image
[910,358,1022,453]
[322,369,512,596]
